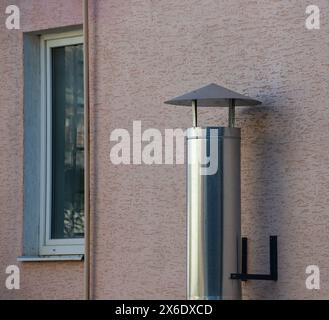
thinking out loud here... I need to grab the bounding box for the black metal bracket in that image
[230,236,278,281]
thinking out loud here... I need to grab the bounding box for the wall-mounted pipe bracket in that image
[231,236,278,281]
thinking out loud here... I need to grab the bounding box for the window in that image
[39,32,84,255]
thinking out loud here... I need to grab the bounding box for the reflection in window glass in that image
[51,44,84,239]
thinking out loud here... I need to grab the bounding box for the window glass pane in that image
[51,44,84,239]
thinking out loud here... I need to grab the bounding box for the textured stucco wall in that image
[89,0,329,300]
[1,0,329,299]
[0,0,83,300]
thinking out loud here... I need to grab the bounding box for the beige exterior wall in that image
[0,0,329,299]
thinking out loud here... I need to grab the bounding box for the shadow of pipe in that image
[239,99,289,299]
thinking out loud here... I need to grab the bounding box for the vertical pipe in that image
[192,100,197,127]
[187,129,204,299]
[83,0,91,301]
[187,127,241,300]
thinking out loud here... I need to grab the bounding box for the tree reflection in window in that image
[51,44,84,239]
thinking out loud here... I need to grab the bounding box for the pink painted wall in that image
[0,0,84,300]
[1,0,329,299]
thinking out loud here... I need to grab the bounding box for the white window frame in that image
[39,31,84,255]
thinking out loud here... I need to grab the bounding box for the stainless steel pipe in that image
[187,127,241,300]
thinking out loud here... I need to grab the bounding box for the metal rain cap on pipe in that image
[164,83,261,107]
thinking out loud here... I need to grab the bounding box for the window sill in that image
[17,255,83,262]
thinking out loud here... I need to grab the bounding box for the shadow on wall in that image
[240,98,289,300]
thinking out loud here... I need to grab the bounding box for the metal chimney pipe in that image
[164,83,261,300]
[187,127,241,300]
